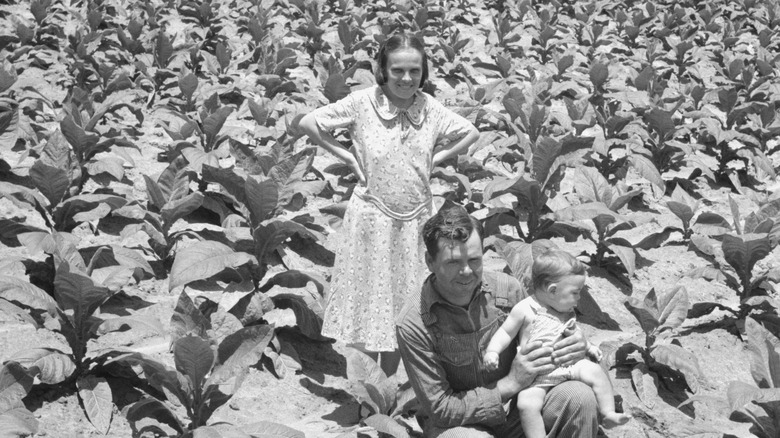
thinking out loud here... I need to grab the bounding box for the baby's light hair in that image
[531,249,587,293]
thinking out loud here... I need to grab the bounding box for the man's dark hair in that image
[423,206,483,258]
[374,33,429,87]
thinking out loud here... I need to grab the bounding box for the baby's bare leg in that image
[516,386,548,438]
[570,359,631,428]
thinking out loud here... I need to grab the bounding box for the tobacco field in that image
[1,0,780,436]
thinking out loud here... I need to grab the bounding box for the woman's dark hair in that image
[375,33,429,87]
[423,206,483,258]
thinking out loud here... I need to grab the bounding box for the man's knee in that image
[427,425,495,438]
[545,380,598,417]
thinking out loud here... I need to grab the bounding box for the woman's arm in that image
[298,112,366,185]
[431,126,479,168]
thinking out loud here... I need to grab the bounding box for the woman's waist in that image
[354,185,432,221]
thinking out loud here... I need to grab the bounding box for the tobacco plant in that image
[346,349,417,438]
[118,155,205,272]
[109,291,303,437]
[0,121,132,233]
[604,286,702,408]
[634,184,723,248]
[727,317,780,438]
[0,361,38,436]
[686,197,779,324]
[2,239,162,434]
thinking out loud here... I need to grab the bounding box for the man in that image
[396,206,598,437]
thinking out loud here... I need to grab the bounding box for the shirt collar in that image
[420,274,493,326]
[370,85,427,126]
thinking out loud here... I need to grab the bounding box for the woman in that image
[298,33,479,375]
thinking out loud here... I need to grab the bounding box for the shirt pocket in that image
[434,333,475,367]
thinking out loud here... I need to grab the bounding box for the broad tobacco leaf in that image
[722,234,772,295]
[625,285,689,335]
[168,240,255,291]
[161,191,204,231]
[54,262,113,334]
[94,312,164,337]
[0,362,33,412]
[364,414,411,438]
[746,317,780,389]
[268,285,325,340]
[174,335,215,393]
[245,176,279,227]
[726,381,780,438]
[494,239,558,289]
[203,107,234,151]
[631,364,657,409]
[124,397,184,436]
[572,166,612,205]
[242,421,305,438]
[29,160,70,207]
[0,299,36,327]
[323,72,349,103]
[268,148,316,208]
[60,115,99,160]
[606,239,636,276]
[0,362,37,436]
[77,375,112,434]
[54,194,128,231]
[0,99,17,146]
[692,212,732,236]
[170,291,211,345]
[264,337,302,379]
[0,275,58,317]
[252,219,316,261]
[156,156,192,202]
[8,348,76,384]
[651,341,702,393]
[209,324,273,389]
[228,291,275,326]
[627,154,664,195]
[346,348,395,415]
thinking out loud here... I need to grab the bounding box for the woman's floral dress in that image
[311,85,475,351]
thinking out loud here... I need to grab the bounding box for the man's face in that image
[426,230,483,306]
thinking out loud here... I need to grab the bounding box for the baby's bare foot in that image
[602,412,631,428]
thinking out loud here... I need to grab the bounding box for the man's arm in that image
[396,323,508,428]
[397,321,559,428]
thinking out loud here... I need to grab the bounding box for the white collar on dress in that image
[369,85,428,127]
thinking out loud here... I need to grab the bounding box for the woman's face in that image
[383,47,423,105]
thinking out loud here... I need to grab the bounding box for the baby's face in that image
[548,274,586,313]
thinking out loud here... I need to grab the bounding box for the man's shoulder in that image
[396,283,425,329]
[483,271,526,311]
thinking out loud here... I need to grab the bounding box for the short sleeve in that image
[432,101,476,145]
[310,93,357,131]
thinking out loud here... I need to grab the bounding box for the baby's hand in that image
[588,344,603,362]
[484,351,500,371]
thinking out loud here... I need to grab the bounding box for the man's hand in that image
[509,341,555,388]
[551,326,588,367]
[499,341,555,398]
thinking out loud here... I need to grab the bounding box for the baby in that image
[484,249,630,437]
